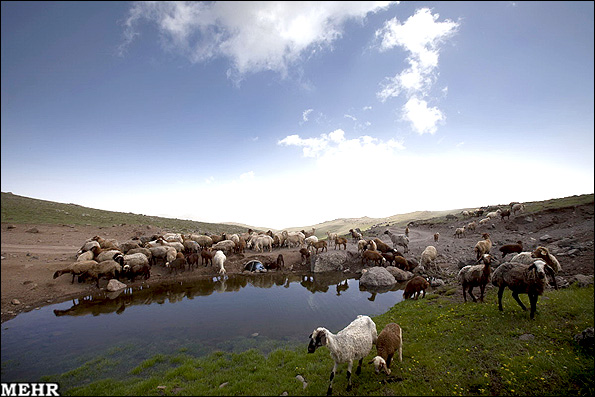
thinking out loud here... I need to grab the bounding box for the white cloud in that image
[375,8,459,134]
[240,171,255,181]
[302,108,314,122]
[344,114,357,121]
[120,1,396,79]
[401,97,444,135]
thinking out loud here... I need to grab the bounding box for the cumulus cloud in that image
[302,108,314,122]
[120,1,395,79]
[375,8,459,135]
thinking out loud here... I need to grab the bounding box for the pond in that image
[1,272,404,383]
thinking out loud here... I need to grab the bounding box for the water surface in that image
[1,272,403,382]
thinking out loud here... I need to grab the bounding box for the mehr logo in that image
[1,383,60,397]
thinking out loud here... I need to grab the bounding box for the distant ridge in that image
[2,191,593,238]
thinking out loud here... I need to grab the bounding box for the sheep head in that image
[369,356,390,375]
[308,327,328,353]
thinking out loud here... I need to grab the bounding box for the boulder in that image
[385,266,413,282]
[311,251,349,273]
[106,279,127,292]
[359,267,396,289]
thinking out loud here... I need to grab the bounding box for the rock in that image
[385,266,413,282]
[359,267,396,289]
[311,251,347,273]
[6,224,16,229]
[539,234,554,242]
[219,382,228,388]
[568,274,594,287]
[106,279,127,292]
[26,227,39,233]
[430,278,445,288]
[11,299,21,305]
[574,327,594,352]
[519,334,535,341]
[296,375,307,389]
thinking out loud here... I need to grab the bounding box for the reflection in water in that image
[2,271,403,383]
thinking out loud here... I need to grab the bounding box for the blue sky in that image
[2,1,593,230]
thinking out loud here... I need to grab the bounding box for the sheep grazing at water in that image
[369,322,402,375]
[53,260,98,283]
[166,256,187,274]
[308,315,378,395]
[213,250,227,276]
[300,247,311,265]
[474,233,493,260]
[457,254,495,303]
[114,253,150,281]
[79,260,121,288]
[403,276,430,300]
[499,241,523,259]
[492,259,555,319]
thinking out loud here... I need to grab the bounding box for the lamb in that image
[252,235,274,253]
[334,236,347,250]
[300,247,311,265]
[53,260,98,283]
[500,209,511,220]
[212,250,227,276]
[369,322,402,375]
[433,232,440,242]
[357,239,368,253]
[454,227,465,238]
[311,240,328,254]
[308,314,378,395]
[200,248,216,266]
[166,256,187,274]
[499,241,523,259]
[327,231,338,244]
[474,233,492,260]
[419,246,438,272]
[305,235,319,249]
[491,259,555,319]
[149,245,177,267]
[478,217,491,226]
[349,229,363,243]
[457,254,495,303]
[403,276,430,299]
[384,230,409,253]
[361,249,386,266]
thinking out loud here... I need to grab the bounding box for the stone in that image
[106,279,127,292]
[359,267,396,289]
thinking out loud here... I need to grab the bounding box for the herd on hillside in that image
[51,200,567,394]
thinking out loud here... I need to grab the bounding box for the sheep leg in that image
[497,286,505,311]
[479,284,486,302]
[355,358,363,375]
[511,292,527,311]
[327,362,338,396]
[468,287,477,302]
[346,360,354,391]
[386,354,393,369]
[462,286,467,302]
[529,293,538,319]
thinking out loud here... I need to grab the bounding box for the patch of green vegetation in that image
[45,284,593,396]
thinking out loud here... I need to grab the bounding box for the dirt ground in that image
[1,203,593,323]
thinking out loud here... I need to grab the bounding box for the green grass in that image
[0,192,247,235]
[42,284,594,396]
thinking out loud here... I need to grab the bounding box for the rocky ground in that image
[1,202,593,323]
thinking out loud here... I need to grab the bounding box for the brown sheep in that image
[403,276,430,300]
[362,250,386,266]
[300,247,311,264]
[474,233,492,260]
[311,240,328,254]
[373,238,392,253]
[369,322,402,375]
[433,232,440,242]
[334,236,347,250]
[457,254,494,303]
[201,248,215,266]
[499,241,523,259]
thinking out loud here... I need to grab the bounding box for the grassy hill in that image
[2,191,593,237]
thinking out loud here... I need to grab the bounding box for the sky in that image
[1,1,594,230]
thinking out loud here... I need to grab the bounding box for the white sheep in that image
[384,230,409,253]
[420,246,438,272]
[212,250,227,275]
[308,315,378,395]
[369,322,402,375]
[212,239,235,255]
[511,202,525,215]
[485,209,502,219]
[305,235,319,248]
[491,259,555,319]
